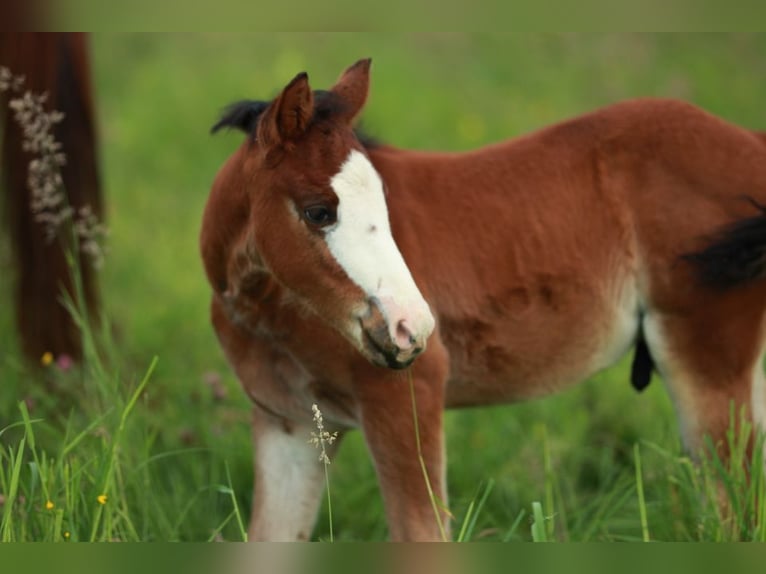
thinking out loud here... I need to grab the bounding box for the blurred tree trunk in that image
[0,32,103,364]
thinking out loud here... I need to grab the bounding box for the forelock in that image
[211,90,379,148]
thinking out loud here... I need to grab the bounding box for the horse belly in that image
[444,274,640,407]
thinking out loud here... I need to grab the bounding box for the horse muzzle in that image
[358,296,434,369]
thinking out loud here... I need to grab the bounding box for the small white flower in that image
[308,403,338,464]
[3,67,107,267]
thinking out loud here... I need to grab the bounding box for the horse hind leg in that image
[644,306,766,538]
[668,201,766,455]
[639,198,766,535]
[642,308,765,462]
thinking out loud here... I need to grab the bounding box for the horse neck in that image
[366,144,436,230]
[367,144,455,202]
[364,145,462,302]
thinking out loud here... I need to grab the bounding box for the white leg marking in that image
[752,361,766,433]
[751,361,766,468]
[326,150,434,341]
[250,424,326,541]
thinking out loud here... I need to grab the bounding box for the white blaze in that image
[326,150,434,345]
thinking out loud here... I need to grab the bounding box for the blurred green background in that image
[2,34,766,540]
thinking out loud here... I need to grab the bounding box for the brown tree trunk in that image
[1,32,102,363]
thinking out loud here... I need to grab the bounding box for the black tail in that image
[683,198,766,289]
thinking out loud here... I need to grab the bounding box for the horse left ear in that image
[257,71,314,147]
[331,58,372,123]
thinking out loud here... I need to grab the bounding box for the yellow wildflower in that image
[97,494,107,505]
[45,500,54,510]
[41,352,53,366]
[63,531,70,539]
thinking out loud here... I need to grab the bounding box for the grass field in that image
[2,34,766,542]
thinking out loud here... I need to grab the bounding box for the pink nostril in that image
[395,319,417,351]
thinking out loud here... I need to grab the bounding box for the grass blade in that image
[531,501,548,542]
[634,443,650,542]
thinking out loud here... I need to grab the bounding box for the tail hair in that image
[683,197,766,289]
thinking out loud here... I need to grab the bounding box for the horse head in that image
[204,59,435,369]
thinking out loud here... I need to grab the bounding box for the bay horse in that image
[201,59,766,541]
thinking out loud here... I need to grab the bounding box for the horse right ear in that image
[256,72,314,148]
[331,58,371,124]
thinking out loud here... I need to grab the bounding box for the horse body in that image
[375,98,766,417]
[202,61,766,541]
[373,113,641,406]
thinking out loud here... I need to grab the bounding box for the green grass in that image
[2,33,766,541]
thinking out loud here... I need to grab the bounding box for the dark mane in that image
[210,90,379,148]
[210,100,269,135]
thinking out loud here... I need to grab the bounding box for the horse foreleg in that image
[248,404,341,541]
[357,367,450,542]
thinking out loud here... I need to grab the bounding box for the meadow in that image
[2,33,766,542]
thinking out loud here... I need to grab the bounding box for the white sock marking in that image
[252,426,325,541]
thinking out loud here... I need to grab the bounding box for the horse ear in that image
[331,58,371,123]
[257,72,314,147]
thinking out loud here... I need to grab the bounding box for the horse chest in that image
[209,291,351,428]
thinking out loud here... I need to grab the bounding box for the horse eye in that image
[303,205,336,226]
